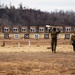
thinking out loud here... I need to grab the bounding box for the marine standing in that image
[51,28,60,53]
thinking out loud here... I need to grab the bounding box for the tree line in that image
[0,3,75,28]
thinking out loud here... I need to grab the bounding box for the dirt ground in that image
[0,39,75,75]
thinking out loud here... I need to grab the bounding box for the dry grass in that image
[0,39,75,75]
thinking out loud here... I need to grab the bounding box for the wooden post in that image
[18,42,20,48]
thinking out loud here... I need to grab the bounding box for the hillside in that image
[0,4,75,27]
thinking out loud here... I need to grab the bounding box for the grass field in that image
[0,38,75,75]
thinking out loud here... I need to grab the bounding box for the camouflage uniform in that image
[71,34,75,52]
[51,28,60,53]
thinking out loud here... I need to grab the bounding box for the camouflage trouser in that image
[51,39,57,53]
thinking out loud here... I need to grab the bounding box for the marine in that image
[51,28,60,53]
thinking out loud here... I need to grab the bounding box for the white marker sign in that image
[34,34,39,40]
[14,34,20,39]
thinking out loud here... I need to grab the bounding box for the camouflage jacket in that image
[51,30,60,40]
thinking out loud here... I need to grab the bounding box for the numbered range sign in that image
[24,34,29,39]
[14,34,20,39]
[44,34,49,39]
[65,34,70,39]
[4,34,9,39]
[34,34,39,40]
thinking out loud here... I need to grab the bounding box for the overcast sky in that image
[0,0,75,12]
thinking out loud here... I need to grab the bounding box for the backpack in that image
[71,35,75,41]
[51,31,57,39]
